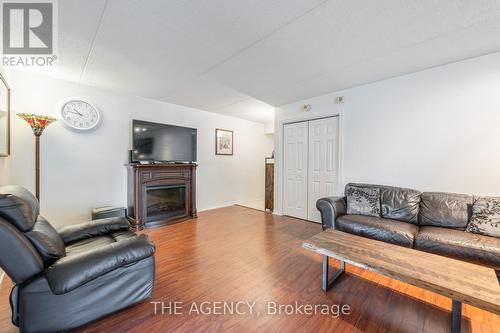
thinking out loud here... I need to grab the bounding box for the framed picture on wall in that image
[215,128,233,155]
[0,73,10,157]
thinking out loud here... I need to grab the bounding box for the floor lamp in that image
[17,113,57,201]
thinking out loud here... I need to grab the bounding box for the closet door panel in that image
[283,122,308,219]
[307,117,339,223]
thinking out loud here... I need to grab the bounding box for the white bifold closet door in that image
[283,117,339,223]
[283,121,309,219]
[307,117,339,222]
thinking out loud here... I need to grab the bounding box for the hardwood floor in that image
[0,205,499,332]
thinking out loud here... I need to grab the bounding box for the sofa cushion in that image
[25,216,66,266]
[419,192,472,229]
[336,214,419,248]
[379,186,421,224]
[346,185,381,217]
[347,183,421,224]
[466,196,500,238]
[0,185,40,231]
[415,226,500,269]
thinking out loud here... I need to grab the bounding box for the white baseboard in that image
[198,198,263,212]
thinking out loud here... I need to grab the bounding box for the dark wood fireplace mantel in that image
[126,163,197,230]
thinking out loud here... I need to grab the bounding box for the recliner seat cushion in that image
[415,226,500,269]
[0,185,39,231]
[336,214,419,248]
[347,183,421,224]
[45,235,155,294]
[25,216,66,266]
[419,192,473,229]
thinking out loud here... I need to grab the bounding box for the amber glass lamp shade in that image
[17,113,57,136]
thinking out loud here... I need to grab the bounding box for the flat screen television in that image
[132,120,197,162]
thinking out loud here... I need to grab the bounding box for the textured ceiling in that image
[16,0,500,125]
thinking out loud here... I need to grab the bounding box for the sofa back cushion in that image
[0,185,39,232]
[346,183,421,224]
[25,216,66,266]
[419,192,473,229]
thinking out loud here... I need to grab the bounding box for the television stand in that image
[125,163,197,230]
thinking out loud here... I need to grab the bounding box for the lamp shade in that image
[17,113,57,136]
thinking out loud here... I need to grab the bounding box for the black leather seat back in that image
[0,185,66,280]
[0,185,39,231]
[0,217,44,284]
[346,183,421,224]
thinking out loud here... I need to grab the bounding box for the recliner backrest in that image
[346,183,421,224]
[0,185,39,231]
[0,216,44,284]
[0,186,66,283]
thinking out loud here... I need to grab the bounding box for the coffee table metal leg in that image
[322,255,345,291]
[451,300,462,333]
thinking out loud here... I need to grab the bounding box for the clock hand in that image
[72,108,83,116]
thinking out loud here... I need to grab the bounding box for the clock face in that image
[61,100,100,130]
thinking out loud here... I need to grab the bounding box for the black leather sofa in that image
[0,185,156,333]
[317,183,500,271]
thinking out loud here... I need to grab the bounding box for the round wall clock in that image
[60,98,100,130]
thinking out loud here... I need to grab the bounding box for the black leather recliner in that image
[0,185,156,333]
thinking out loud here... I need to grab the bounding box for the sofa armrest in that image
[57,217,130,244]
[316,196,347,230]
[45,235,155,295]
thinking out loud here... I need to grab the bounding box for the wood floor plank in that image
[0,206,499,332]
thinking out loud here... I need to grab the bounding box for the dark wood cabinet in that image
[265,158,274,211]
[126,163,197,230]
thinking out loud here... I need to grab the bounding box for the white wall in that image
[275,52,500,215]
[0,70,273,227]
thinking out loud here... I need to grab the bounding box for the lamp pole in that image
[35,134,40,200]
[17,113,56,202]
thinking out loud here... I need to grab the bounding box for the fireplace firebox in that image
[126,163,197,229]
[146,185,186,220]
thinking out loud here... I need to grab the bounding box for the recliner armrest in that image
[57,217,130,244]
[45,235,155,295]
[316,196,346,230]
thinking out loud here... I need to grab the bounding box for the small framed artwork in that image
[215,128,233,155]
[0,73,10,157]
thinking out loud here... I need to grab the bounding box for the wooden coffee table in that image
[303,229,500,333]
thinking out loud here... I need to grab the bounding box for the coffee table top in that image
[303,229,500,315]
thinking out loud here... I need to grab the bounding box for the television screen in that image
[132,120,197,162]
